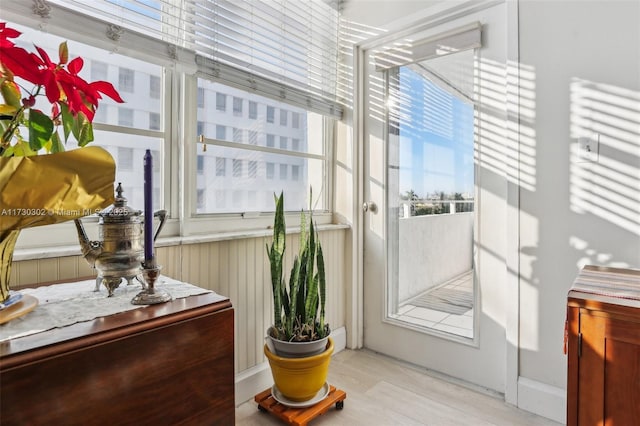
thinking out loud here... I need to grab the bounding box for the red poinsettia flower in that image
[0,22,125,156]
[57,56,124,121]
[0,22,20,48]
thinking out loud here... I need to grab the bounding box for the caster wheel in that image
[336,401,344,410]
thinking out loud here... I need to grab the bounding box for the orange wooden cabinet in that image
[0,292,235,426]
[566,266,640,426]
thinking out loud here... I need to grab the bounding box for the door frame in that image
[350,0,521,403]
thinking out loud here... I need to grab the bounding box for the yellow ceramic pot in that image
[264,337,334,402]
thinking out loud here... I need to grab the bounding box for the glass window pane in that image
[92,60,108,81]
[198,87,205,108]
[150,75,161,99]
[249,101,258,119]
[233,128,242,143]
[149,112,160,130]
[216,125,227,140]
[216,92,226,111]
[249,131,258,145]
[216,157,226,176]
[118,108,134,127]
[266,162,275,179]
[195,79,328,214]
[233,97,243,116]
[118,147,133,170]
[233,159,243,177]
[97,135,163,210]
[119,67,134,92]
[197,155,204,174]
[197,80,322,154]
[195,145,324,214]
[197,189,205,209]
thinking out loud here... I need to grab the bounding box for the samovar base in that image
[95,275,144,297]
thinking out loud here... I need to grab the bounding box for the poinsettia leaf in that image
[1,145,14,157]
[51,131,65,153]
[0,23,22,40]
[73,113,94,146]
[61,102,73,141]
[10,139,37,157]
[89,81,125,103]
[1,47,42,85]
[58,41,69,64]
[35,46,53,66]
[27,109,54,151]
[67,57,83,75]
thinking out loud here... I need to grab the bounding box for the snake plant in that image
[266,191,330,342]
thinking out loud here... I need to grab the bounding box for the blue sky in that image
[397,66,474,199]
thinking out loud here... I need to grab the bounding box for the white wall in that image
[517,0,640,420]
[340,0,639,422]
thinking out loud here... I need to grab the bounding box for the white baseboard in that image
[517,376,566,424]
[235,326,347,406]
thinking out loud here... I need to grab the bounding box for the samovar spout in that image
[74,218,102,267]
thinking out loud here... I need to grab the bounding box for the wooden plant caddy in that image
[254,385,346,426]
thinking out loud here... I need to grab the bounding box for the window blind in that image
[49,0,195,48]
[192,0,342,117]
[21,0,342,117]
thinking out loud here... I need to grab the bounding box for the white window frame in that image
[181,74,335,235]
[4,0,336,249]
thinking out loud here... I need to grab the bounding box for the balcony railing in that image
[400,199,474,218]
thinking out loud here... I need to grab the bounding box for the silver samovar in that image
[74,183,166,296]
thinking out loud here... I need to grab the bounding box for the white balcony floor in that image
[396,271,474,338]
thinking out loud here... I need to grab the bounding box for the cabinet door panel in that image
[604,318,640,426]
[578,313,605,426]
[578,312,640,426]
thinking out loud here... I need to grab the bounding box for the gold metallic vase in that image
[0,230,20,303]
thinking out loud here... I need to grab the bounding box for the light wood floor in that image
[236,349,561,426]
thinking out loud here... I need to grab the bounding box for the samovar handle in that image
[153,209,167,242]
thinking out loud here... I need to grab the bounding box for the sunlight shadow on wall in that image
[337,18,387,109]
[475,58,537,193]
[569,79,640,236]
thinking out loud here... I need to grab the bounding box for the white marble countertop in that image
[0,276,226,342]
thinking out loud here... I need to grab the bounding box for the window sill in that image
[13,223,350,262]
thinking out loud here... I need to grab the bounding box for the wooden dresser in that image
[0,290,234,425]
[566,265,640,426]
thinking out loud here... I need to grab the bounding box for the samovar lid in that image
[98,183,142,222]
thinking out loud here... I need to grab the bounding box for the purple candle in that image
[144,149,153,262]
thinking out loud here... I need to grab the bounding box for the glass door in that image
[361,2,511,391]
[387,51,476,339]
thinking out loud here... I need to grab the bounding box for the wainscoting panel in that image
[10,227,348,377]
